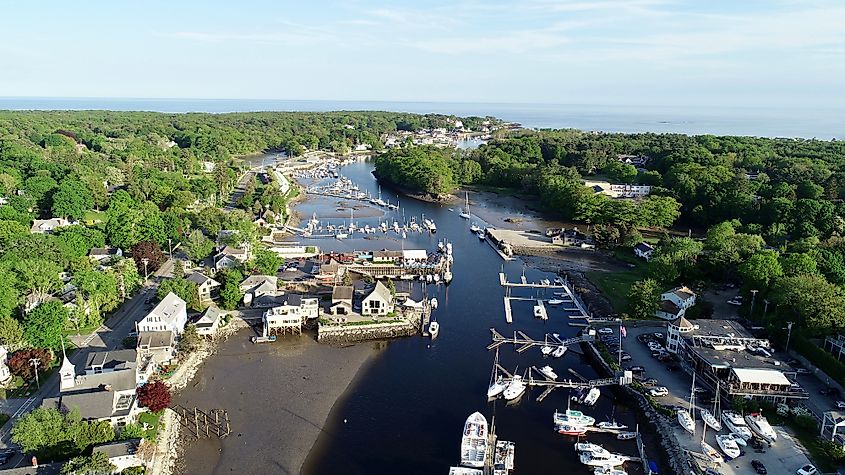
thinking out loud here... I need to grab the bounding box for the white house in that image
[88,247,123,263]
[263,306,302,334]
[194,306,224,337]
[137,331,175,368]
[362,281,394,316]
[330,285,354,316]
[655,300,685,321]
[240,275,279,307]
[634,242,654,261]
[0,346,11,386]
[30,217,71,234]
[214,245,250,271]
[187,272,220,303]
[93,438,144,473]
[137,292,188,335]
[661,286,697,310]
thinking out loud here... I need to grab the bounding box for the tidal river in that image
[177,160,653,475]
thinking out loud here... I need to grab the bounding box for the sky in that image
[1,0,844,108]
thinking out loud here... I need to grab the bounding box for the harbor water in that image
[294,161,652,475]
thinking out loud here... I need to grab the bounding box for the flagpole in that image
[618,318,623,366]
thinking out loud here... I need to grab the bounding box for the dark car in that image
[0,450,15,464]
[751,459,767,474]
[628,366,645,373]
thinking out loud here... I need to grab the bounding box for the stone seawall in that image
[317,321,418,344]
[582,341,693,475]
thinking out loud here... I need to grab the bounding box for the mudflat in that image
[175,330,376,475]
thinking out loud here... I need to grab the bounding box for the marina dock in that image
[486,328,593,352]
[499,272,589,323]
[492,363,632,402]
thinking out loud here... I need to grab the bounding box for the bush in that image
[136,381,171,412]
[819,440,845,462]
[793,414,818,431]
[794,335,845,388]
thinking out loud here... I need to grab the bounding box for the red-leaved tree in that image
[8,349,53,380]
[136,380,172,412]
[129,241,165,274]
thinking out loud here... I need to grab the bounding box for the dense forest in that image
[0,110,474,353]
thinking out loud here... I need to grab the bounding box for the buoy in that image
[344,419,347,423]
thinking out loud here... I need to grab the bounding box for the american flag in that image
[620,326,627,338]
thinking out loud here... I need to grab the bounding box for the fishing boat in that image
[459,192,471,219]
[579,451,627,467]
[716,434,741,459]
[721,411,754,440]
[575,442,606,454]
[493,440,515,473]
[617,432,637,440]
[539,365,558,380]
[745,413,777,443]
[487,350,507,399]
[503,374,527,401]
[470,223,480,233]
[554,408,596,427]
[700,408,721,432]
[459,412,488,468]
[598,420,628,430]
[583,387,601,406]
[678,409,695,434]
[552,345,567,358]
[533,303,548,320]
[548,299,565,305]
[428,320,439,339]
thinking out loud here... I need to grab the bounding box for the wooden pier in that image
[487,328,593,352]
[499,272,589,323]
[492,363,632,403]
[172,405,231,440]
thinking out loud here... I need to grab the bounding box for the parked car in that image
[629,366,645,372]
[643,378,659,386]
[796,464,818,475]
[648,387,669,397]
[621,354,632,362]
[653,332,664,340]
[751,460,767,474]
[727,296,744,306]
[835,401,845,409]
[598,327,614,335]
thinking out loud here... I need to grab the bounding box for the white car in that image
[727,296,744,306]
[598,327,614,335]
[648,387,669,397]
[836,401,845,409]
[796,464,818,475]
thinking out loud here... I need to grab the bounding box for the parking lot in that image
[594,323,817,475]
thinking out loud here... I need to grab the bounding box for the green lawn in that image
[587,249,650,315]
[82,210,107,224]
[138,411,163,439]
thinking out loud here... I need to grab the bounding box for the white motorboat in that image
[579,451,627,467]
[721,411,754,440]
[426,274,433,283]
[556,422,588,436]
[541,345,554,356]
[470,223,480,233]
[726,432,747,447]
[594,468,627,475]
[460,412,488,468]
[493,440,515,472]
[745,413,777,443]
[598,420,628,430]
[716,434,741,459]
[554,408,596,427]
[677,409,695,434]
[434,274,441,283]
[700,408,722,431]
[450,468,482,474]
[431,298,439,309]
[575,442,607,454]
[503,375,526,401]
[443,271,453,283]
[548,299,565,305]
[533,304,548,320]
[617,432,637,440]
[539,365,558,380]
[583,387,601,406]
[552,345,567,358]
[487,376,507,399]
[477,231,486,240]
[540,278,551,285]
[428,321,439,339]
[701,440,724,464]
[335,233,348,240]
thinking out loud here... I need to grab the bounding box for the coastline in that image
[171,330,378,475]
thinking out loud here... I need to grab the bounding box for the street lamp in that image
[763,299,770,320]
[785,321,795,353]
[29,358,41,389]
[141,257,149,283]
[749,289,758,318]
[168,238,173,258]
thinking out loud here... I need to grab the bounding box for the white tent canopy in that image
[731,368,790,386]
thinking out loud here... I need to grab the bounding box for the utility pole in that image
[29,358,41,389]
[168,238,173,258]
[785,321,795,353]
[749,289,758,319]
[763,299,770,320]
[141,258,149,284]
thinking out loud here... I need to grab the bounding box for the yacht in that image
[579,451,627,467]
[487,376,507,399]
[583,387,601,406]
[493,440,515,473]
[700,408,722,431]
[716,434,741,459]
[721,411,754,440]
[459,412,488,468]
[552,345,567,358]
[503,375,527,401]
[677,409,695,434]
[745,413,777,443]
[539,365,558,380]
[533,304,548,320]
[554,408,596,427]
[575,442,607,454]
[428,320,439,339]
[597,420,628,430]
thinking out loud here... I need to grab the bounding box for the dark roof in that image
[187,272,216,286]
[285,294,303,307]
[658,300,681,314]
[46,391,117,420]
[85,349,137,371]
[635,242,654,252]
[138,331,174,349]
[0,462,63,475]
[332,285,353,301]
[72,368,136,393]
[94,438,141,458]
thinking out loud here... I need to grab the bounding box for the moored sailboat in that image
[459,192,471,219]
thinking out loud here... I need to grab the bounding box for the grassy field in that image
[586,248,650,315]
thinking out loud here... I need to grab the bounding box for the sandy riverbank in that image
[172,330,378,475]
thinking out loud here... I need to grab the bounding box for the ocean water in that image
[0,97,842,139]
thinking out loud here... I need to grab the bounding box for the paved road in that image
[0,259,175,467]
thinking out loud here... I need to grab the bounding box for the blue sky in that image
[1,0,844,107]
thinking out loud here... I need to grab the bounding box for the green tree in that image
[156,278,199,310]
[52,179,94,220]
[249,248,283,275]
[12,407,68,457]
[14,258,63,306]
[23,301,67,350]
[184,229,214,263]
[178,324,202,353]
[780,253,819,276]
[118,423,145,441]
[739,250,783,291]
[771,274,845,331]
[0,315,26,351]
[627,279,661,319]
[62,451,115,475]
[0,270,20,319]
[218,269,244,310]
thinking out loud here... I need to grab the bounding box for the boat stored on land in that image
[460,412,488,468]
[700,408,722,431]
[721,411,753,440]
[677,409,695,434]
[745,413,777,443]
[716,434,741,459]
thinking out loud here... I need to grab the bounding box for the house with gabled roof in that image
[187,272,220,303]
[362,281,394,316]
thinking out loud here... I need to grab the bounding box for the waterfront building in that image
[93,438,144,472]
[137,292,187,336]
[239,275,279,307]
[402,249,428,263]
[263,305,303,335]
[330,285,354,316]
[820,411,845,449]
[373,250,403,264]
[362,281,394,316]
[317,258,347,284]
[137,331,176,368]
[194,306,224,336]
[667,318,807,402]
[583,180,652,199]
[187,272,221,304]
[550,228,595,248]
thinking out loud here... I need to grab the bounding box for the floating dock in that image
[499,272,589,323]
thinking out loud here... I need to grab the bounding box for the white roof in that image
[732,368,791,386]
[146,292,187,325]
[403,249,427,260]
